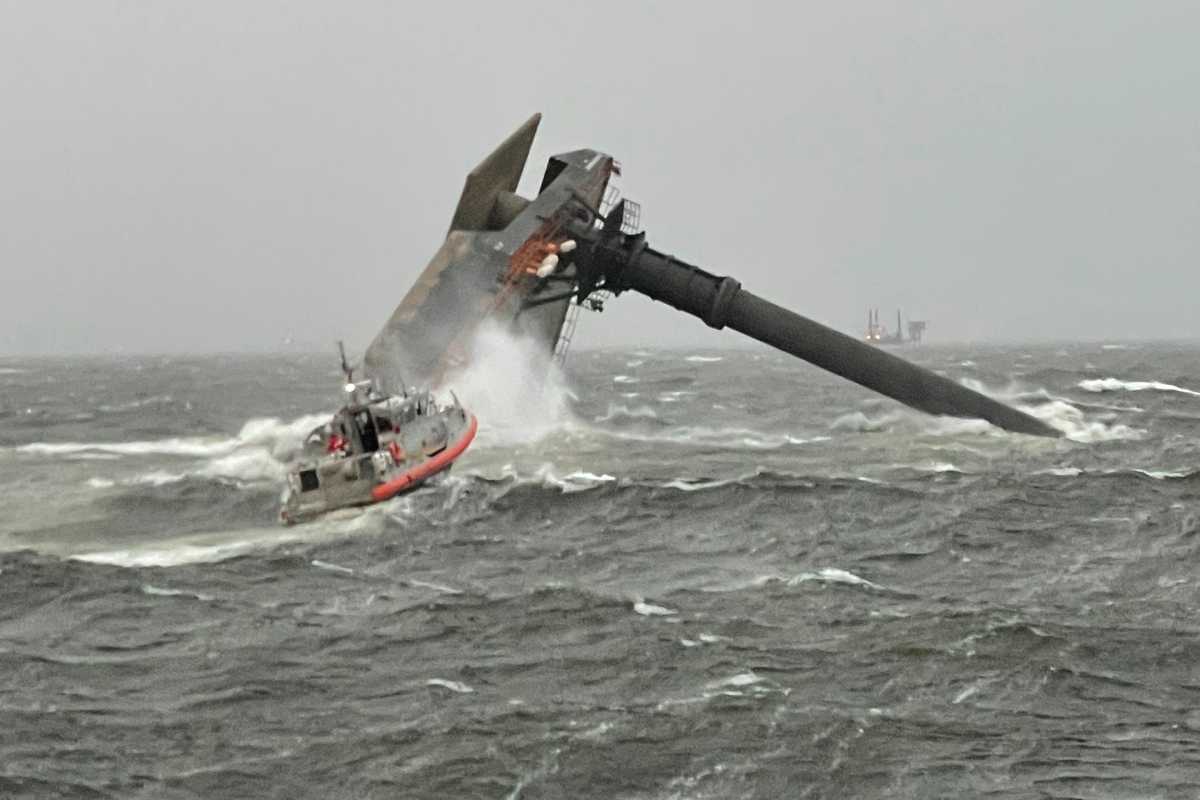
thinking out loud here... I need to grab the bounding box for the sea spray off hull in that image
[364,115,1057,437]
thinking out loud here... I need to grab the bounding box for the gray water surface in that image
[2,342,1199,798]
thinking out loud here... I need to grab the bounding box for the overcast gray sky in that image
[2,1,1198,355]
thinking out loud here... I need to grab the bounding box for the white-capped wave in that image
[655,466,832,495]
[658,670,783,709]
[63,412,326,490]
[831,409,996,437]
[133,470,189,486]
[953,377,1146,442]
[788,567,881,590]
[544,469,617,493]
[915,462,961,473]
[700,670,786,700]
[75,537,284,567]
[1071,399,1145,413]
[1078,378,1200,398]
[1133,469,1192,480]
[594,403,659,423]
[752,375,1139,443]
[713,672,762,689]
[685,355,723,363]
[142,585,214,601]
[200,449,286,483]
[71,511,383,567]
[85,471,187,489]
[831,411,903,433]
[478,463,619,495]
[613,374,639,384]
[661,477,736,492]
[20,438,236,458]
[404,578,463,595]
[680,632,726,648]
[1022,399,1144,443]
[1036,466,1193,480]
[634,598,678,616]
[595,422,823,450]
[97,395,174,413]
[922,417,997,436]
[426,679,473,693]
[953,684,980,704]
[16,412,328,460]
[709,569,878,593]
[233,414,332,455]
[85,457,278,490]
[0,367,27,375]
[312,559,355,574]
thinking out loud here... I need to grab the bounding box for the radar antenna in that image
[343,339,409,398]
[337,340,354,383]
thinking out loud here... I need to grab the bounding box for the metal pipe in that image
[609,243,1058,437]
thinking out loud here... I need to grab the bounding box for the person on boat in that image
[327,429,349,456]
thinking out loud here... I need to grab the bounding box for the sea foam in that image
[438,322,575,446]
[1078,378,1200,398]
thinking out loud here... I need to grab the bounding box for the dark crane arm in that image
[564,204,1058,438]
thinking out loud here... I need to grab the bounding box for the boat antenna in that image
[337,340,354,383]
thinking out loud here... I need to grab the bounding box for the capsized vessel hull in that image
[358,115,1054,437]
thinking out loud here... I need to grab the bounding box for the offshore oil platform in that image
[363,114,1056,437]
[865,308,927,346]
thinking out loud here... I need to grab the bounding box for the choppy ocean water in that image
[2,341,1200,798]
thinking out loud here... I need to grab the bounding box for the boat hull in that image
[279,408,477,525]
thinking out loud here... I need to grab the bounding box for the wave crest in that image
[1078,378,1200,398]
[1022,400,1144,443]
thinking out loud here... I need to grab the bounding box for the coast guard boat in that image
[278,347,477,525]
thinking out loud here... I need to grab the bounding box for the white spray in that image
[437,321,577,446]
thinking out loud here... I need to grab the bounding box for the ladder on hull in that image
[553,171,631,366]
[553,299,582,365]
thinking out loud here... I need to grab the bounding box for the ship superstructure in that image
[865,309,926,345]
[362,115,1054,437]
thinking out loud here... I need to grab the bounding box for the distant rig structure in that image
[865,308,926,346]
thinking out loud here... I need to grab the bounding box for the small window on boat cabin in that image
[299,469,320,492]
